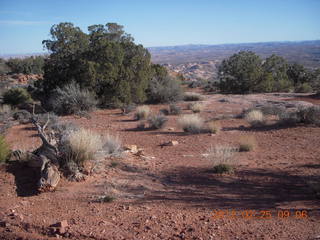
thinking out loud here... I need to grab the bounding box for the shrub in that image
[178,114,204,133]
[169,104,182,115]
[183,92,203,101]
[63,128,102,166]
[239,135,257,152]
[121,104,136,115]
[49,82,97,115]
[244,110,265,127]
[206,121,221,134]
[13,110,32,124]
[147,75,183,103]
[52,121,79,140]
[213,164,234,174]
[101,134,122,157]
[134,105,151,120]
[148,114,168,129]
[98,195,116,203]
[0,135,10,164]
[3,88,32,106]
[295,83,313,93]
[258,105,286,116]
[297,106,320,125]
[278,106,320,126]
[188,102,204,113]
[0,104,14,123]
[206,145,238,165]
[278,111,300,125]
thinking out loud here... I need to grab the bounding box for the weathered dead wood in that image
[29,114,61,191]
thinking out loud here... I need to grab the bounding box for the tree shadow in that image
[6,162,40,197]
[299,164,320,169]
[222,123,301,133]
[148,131,197,136]
[135,167,319,210]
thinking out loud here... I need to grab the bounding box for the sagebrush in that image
[148,114,168,129]
[49,82,97,115]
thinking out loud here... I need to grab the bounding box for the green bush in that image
[295,83,313,93]
[49,82,97,115]
[3,88,32,106]
[183,92,203,101]
[297,106,320,125]
[213,164,234,174]
[13,110,32,124]
[0,135,10,164]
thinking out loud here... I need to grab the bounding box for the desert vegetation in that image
[183,92,203,101]
[134,105,151,120]
[0,18,320,240]
[205,145,238,173]
[178,114,204,133]
[205,51,320,94]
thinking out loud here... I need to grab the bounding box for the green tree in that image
[262,54,292,92]
[218,51,263,93]
[6,56,45,74]
[42,22,158,108]
[42,22,90,93]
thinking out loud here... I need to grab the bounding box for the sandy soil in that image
[0,92,319,240]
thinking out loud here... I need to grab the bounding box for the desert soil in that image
[0,92,319,240]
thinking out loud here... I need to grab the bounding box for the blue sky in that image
[0,0,319,54]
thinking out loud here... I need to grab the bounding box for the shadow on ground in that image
[6,161,40,197]
[133,167,320,209]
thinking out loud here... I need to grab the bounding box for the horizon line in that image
[1,39,319,56]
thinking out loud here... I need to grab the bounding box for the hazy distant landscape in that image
[1,1,319,239]
[149,40,320,68]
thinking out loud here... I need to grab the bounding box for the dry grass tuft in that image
[101,134,122,157]
[239,135,257,152]
[205,145,238,166]
[135,105,151,120]
[64,128,102,166]
[178,114,204,133]
[206,121,221,134]
[188,102,204,113]
[244,110,265,127]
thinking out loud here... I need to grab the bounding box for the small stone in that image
[57,220,68,229]
[124,145,138,154]
[168,140,179,146]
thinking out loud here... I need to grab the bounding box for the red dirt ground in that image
[0,92,319,240]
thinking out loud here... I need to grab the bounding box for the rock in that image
[124,145,138,154]
[161,140,179,147]
[168,140,179,146]
[56,220,68,229]
[50,220,68,235]
[167,127,175,131]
